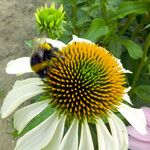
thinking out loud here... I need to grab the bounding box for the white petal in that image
[79,120,94,150]
[69,35,92,44]
[116,59,132,73]
[108,113,128,150]
[13,78,42,89]
[15,112,59,150]
[118,103,147,135]
[6,57,33,74]
[1,78,43,118]
[122,93,132,105]
[122,69,132,73]
[46,38,66,50]
[96,119,114,150]
[124,87,131,93]
[59,119,78,150]
[122,87,132,104]
[44,116,66,150]
[14,100,49,133]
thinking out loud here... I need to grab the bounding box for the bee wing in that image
[32,38,47,52]
[52,52,64,59]
[38,50,44,58]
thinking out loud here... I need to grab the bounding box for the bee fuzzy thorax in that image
[30,42,63,78]
[39,43,51,51]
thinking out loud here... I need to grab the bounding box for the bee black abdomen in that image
[30,52,42,66]
[31,52,48,78]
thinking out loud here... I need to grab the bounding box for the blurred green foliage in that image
[0,89,5,98]
[54,0,150,106]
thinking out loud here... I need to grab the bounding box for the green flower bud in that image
[35,3,65,39]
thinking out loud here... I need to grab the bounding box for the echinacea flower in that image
[1,35,147,150]
[35,3,65,39]
[128,107,150,150]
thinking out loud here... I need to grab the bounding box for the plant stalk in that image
[119,15,135,35]
[72,0,78,35]
[131,33,150,88]
[132,14,150,37]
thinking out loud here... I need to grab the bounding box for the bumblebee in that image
[30,39,64,78]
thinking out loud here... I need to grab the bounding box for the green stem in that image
[132,13,150,37]
[101,0,108,25]
[131,33,150,88]
[72,0,78,35]
[119,15,135,35]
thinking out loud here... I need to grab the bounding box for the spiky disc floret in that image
[44,42,126,121]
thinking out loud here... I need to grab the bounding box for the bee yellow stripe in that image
[31,61,49,72]
[39,43,51,50]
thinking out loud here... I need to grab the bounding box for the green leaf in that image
[18,106,55,136]
[144,24,150,30]
[25,40,33,48]
[134,85,150,101]
[76,8,89,28]
[121,39,143,59]
[77,0,87,4]
[113,1,150,20]
[108,37,122,58]
[84,18,109,43]
[82,3,101,17]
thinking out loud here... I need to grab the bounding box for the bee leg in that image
[52,53,65,59]
[36,69,46,78]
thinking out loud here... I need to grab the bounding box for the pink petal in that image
[128,126,150,142]
[143,107,150,127]
[129,135,150,150]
